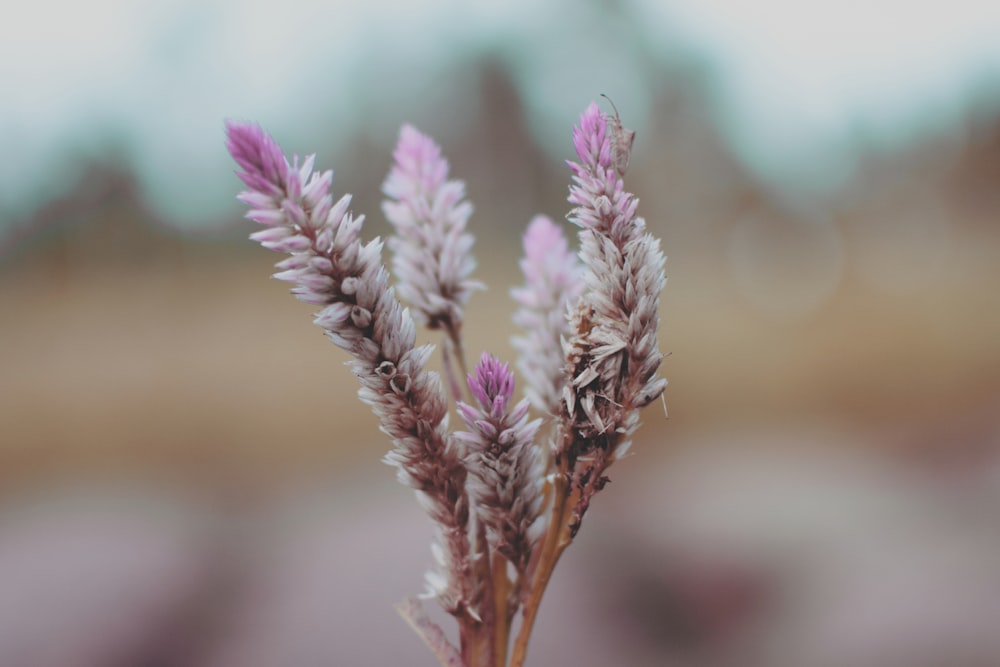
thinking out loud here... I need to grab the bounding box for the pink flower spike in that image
[226,121,481,622]
[223,102,670,664]
[457,352,545,579]
[467,351,515,416]
[558,99,667,535]
[511,215,583,416]
[226,121,289,198]
[382,125,482,333]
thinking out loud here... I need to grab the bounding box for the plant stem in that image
[448,322,471,388]
[492,554,512,667]
[464,519,497,667]
[508,475,575,667]
[443,321,472,405]
[462,618,494,667]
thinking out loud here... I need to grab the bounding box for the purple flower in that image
[382,125,482,334]
[225,102,669,666]
[511,215,583,417]
[455,353,545,577]
[225,121,481,622]
[559,102,667,534]
[465,352,515,417]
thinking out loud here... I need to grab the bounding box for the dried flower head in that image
[511,215,583,417]
[226,121,481,622]
[559,101,667,533]
[382,125,482,334]
[225,100,668,667]
[455,353,545,577]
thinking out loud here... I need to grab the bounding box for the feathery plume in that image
[559,102,667,534]
[225,121,481,621]
[382,125,482,334]
[511,215,583,417]
[226,101,669,667]
[455,353,546,578]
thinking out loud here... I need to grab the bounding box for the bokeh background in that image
[2,1,1000,665]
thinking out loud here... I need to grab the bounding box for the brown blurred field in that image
[2,89,997,492]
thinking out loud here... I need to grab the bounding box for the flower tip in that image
[224,121,290,193]
[395,123,437,161]
[523,215,565,254]
[224,120,261,151]
[224,118,249,134]
[525,213,557,237]
[467,351,516,409]
[399,123,420,140]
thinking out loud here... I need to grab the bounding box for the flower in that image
[455,353,545,577]
[226,102,669,666]
[558,102,667,534]
[225,121,481,620]
[382,125,482,334]
[511,215,583,417]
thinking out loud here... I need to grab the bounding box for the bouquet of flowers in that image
[225,99,667,667]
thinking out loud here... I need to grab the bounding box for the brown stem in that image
[461,519,497,667]
[508,475,576,667]
[442,321,473,406]
[449,323,471,390]
[462,619,493,667]
[441,339,465,405]
[492,554,512,667]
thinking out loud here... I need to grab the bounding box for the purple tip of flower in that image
[571,102,613,171]
[467,352,515,414]
[224,121,290,198]
[519,215,577,286]
[382,123,480,331]
[511,215,583,415]
[384,124,449,201]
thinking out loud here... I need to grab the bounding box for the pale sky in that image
[1,0,998,235]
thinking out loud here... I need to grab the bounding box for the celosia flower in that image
[382,125,482,335]
[511,215,583,417]
[455,353,545,577]
[559,102,667,534]
[225,121,481,621]
[226,102,669,667]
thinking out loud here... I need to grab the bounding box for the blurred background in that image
[2,0,1000,665]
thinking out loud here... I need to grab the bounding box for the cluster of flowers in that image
[225,101,666,667]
